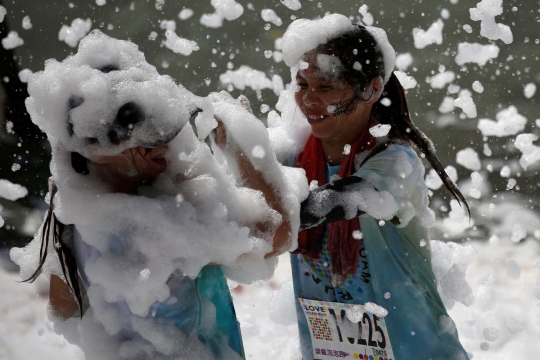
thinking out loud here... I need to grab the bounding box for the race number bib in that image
[300,298,395,360]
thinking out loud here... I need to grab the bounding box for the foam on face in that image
[25,30,197,158]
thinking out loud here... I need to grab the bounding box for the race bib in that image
[300,298,395,360]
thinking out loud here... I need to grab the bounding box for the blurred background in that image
[0,0,539,359]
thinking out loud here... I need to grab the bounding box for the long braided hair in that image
[313,23,469,213]
[23,152,90,317]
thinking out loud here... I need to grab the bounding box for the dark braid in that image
[317,23,470,214]
[24,177,85,318]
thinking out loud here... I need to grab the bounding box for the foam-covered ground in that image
[1,238,539,359]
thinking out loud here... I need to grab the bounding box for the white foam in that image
[178,8,194,20]
[412,19,444,49]
[394,70,417,89]
[395,52,413,71]
[472,81,484,93]
[368,124,391,137]
[524,83,536,99]
[455,42,499,66]
[0,179,28,201]
[280,0,301,11]
[2,31,24,50]
[429,71,455,89]
[456,148,481,170]
[22,15,32,30]
[470,0,513,44]
[18,69,33,83]
[163,30,198,56]
[261,9,282,26]
[58,18,92,48]
[477,106,526,137]
[454,93,477,118]
[514,133,540,170]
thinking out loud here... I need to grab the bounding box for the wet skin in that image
[294,58,383,165]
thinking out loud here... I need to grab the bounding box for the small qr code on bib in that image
[308,317,333,341]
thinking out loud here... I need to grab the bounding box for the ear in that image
[365,76,384,105]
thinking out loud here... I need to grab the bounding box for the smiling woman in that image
[281,14,471,360]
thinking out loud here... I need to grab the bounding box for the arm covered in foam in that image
[300,144,435,230]
[210,92,304,258]
[300,176,367,229]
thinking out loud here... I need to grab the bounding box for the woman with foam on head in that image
[281,14,470,360]
[10,30,300,360]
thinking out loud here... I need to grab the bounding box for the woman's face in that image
[91,145,168,191]
[294,61,363,141]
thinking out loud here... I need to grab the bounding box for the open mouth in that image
[306,113,329,125]
[151,156,168,167]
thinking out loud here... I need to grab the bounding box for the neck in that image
[321,106,372,165]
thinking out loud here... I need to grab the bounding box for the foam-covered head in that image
[282,13,396,87]
[26,30,199,158]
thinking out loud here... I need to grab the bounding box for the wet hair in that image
[23,177,85,318]
[314,23,469,213]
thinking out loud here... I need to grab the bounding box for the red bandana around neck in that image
[294,116,379,279]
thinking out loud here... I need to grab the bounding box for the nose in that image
[302,88,321,108]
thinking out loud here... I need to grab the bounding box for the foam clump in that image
[163,30,199,56]
[454,93,477,118]
[456,147,481,171]
[22,15,32,30]
[395,52,413,71]
[472,80,484,93]
[2,30,24,50]
[267,280,296,326]
[18,68,33,83]
[261,9,282,26]
[455,42,499,66]
[439,96,455,114]
[470,0,513,44]
[358,5,374,26]
[441,199,474,236]
[0,6,6,23]
[178,8,194,20]
[524,83,536,99]
[280,0,301,11]
[0,179,28,201]
[430,240,476,307]
[364,302,388,318]
[219,65,283,95]
[514,134,540,170]
[58,18,92,47]
[160,20,176,31]
[200,0,243,28]
[25,30,197,158]
[429,71,455,89]
[394,70,417,89]
[303,180,399,222]
[412,19,444,49]
[282,14,395,84]
[425,165,457,190]
[369,124,391,137]
[12,31,307,359]
[477,105,526,137]
[282,14,354,67]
